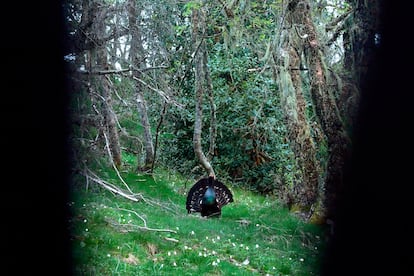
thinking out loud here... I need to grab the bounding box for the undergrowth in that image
[69,155,326,275]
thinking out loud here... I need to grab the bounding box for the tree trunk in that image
[205,53,217,162]
[341,0,380,129]
[273,44,320,211]
[192,5,215,178]
[91,4,122,168]
[127,0,154,171]
[288,0,351,219]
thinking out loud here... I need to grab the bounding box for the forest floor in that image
[69,160,327,275]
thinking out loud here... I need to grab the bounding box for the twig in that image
[132,76,184,109]
[164,237,179,243]
[105,217,177,233]
[118,207,148,228]
[151,101,168,174]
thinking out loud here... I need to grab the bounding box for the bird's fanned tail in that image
[186,176,233,217]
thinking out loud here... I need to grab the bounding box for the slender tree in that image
[127,0,155,172]
[192,3,216,178]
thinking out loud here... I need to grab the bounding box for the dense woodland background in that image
[3,0,412,275]
[64,0,374,221]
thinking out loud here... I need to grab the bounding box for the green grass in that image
[69,161,326,275]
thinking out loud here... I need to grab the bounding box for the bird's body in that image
[186,176,233,217]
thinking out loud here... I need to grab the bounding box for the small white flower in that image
[211,250,216,255]
[212,261,218,266]
[272,266,276,270]
[255,244,259,248]
[168,251,171,256]
[216,258,220,263]
[191,230,195,235]
[256,224,260,227]
[83,219,87,223]
[245,246,249,250]
[206,236,209,239]
[85,228,88,232]
[176,227,179,230]
[199,252,202,256]
[242,258,250,265]
[173,251,177,255]
[217,236,220,240]
[173,262,177,266]
[232,243,236,247]
[107,253,111,257]
[300,258,304,262]
[184,245,188,250]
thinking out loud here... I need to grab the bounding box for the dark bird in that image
[186,176,233,217]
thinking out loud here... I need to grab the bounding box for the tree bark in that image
[90,3,122,168]
[127,0,154,171]
[288,0,351,219]
[192,5,215,178]
[273,44,320,210]
[340,0,380,129]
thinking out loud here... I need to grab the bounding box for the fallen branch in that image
[83,168,143,202]
[102,131,134,194]
[105,217,177,234]
[118,207,148,228]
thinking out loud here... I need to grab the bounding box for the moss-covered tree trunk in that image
[273,44,320,212]
[192,4,216,178]
[127,0,154,172]
[288,0,351,219]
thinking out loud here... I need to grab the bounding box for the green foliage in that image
[183,1,201,17]
[160,41,299,193]
[70,165,326,275]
